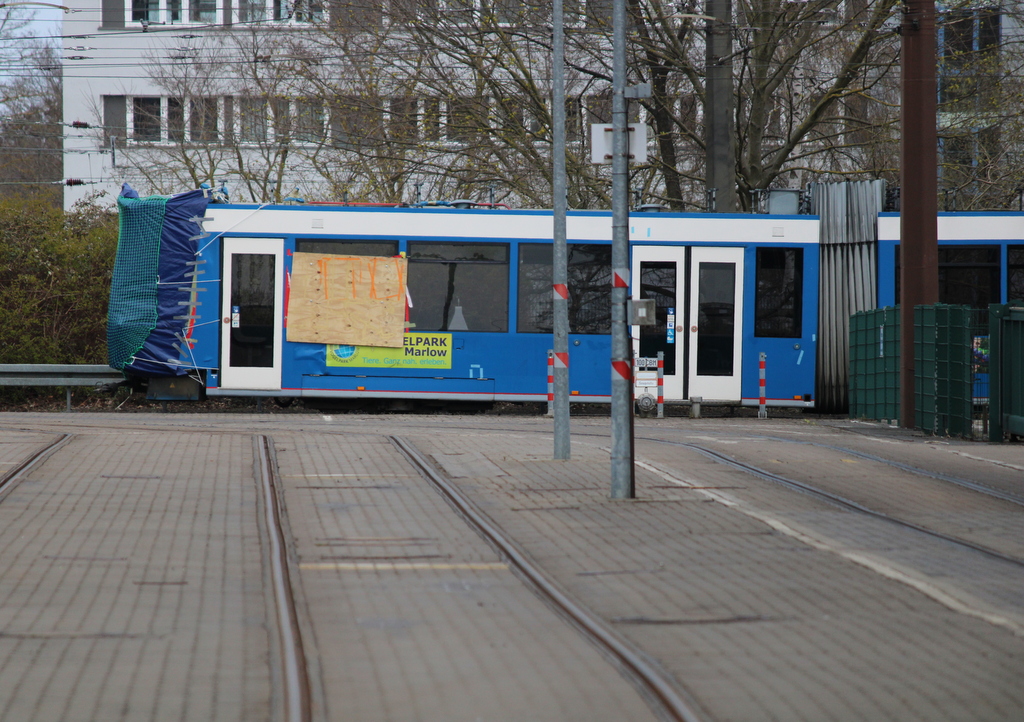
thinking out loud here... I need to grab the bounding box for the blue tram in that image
[107,188,820,408]
[876,213,1024,309]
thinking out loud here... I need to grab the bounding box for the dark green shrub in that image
[0,197,118,365]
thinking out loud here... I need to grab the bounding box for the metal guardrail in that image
[0,364,123,412]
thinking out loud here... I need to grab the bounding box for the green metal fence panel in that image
[990,303,1024,440]
[1008,307,1024,436]
[851,304,980,437]
[849,307,900,421]
[914,305,973,436]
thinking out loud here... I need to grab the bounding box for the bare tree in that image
[121,0,1024,211]
[0,18,62,204]
[120,29,320,203]
[631,0,904,209]
[935,2,1024,210]
[298,0,909,209]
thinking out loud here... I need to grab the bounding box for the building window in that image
[190,0,216,22]
[295,99,324,143]
[498,97,544,140]
[445,96,481,144]
[388,97,418,142]
[407,242,509,332]
[388,0,437,25]
[754,247,803,337]
[330,96,382,149]
[223,96,234,142]
[131,0,158,22]
[292,0,323,21]
[329,0,382,28]
[420,97,442,141]
[939,8,1001,105]
[238,97,268,143]
[102,0,125,28]
[190,97,218,142]
[517,243,611,334]
[488,0,535,24]
[565,97,582,142]
[132,97,161,141]
[585,90,612,125]
[103,95,127,143]
[271,98,291,142]
[168,97,184,141]
[237,0,266,22]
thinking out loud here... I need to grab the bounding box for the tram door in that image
[687,247,743,401]
[632,246,686,400]
[631,246,744,401]
[220,238,284,391]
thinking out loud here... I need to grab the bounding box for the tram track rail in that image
[4,414,1020,512]
[4,413,1019,494]
[0,417,1021,717]
[0,433,73,502]
[390,434,706,722]
[4,416,1022,574]
[637,437,1024,570]
[0,426,315,722]
[720,434,1024,508]
[254,434,313,722]
[9,416,1020,557]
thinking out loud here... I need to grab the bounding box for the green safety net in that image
[107,194,168,370]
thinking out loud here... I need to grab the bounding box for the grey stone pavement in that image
[0,411,1022,722]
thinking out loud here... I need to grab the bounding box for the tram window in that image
[895,245,1000,308]
[407,243,509,332]
[638,261,677,376]
[1009,246,1024,301]
[295,239,399,256]
[229,253,275,368]
[754,247,803,337]
[517,244,611,334]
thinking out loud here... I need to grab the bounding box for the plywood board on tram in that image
[288,253,407,348]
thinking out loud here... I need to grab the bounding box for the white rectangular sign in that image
[590,123,648,165]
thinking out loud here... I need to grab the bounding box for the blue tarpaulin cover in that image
[107,184,209,377]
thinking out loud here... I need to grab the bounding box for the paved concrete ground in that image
[0,412,1021,722]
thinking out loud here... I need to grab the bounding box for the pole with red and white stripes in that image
[547,350,555,416]
[657,351,665,419]
[758,352,768,419]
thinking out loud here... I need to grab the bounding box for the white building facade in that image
[62,0,334,208]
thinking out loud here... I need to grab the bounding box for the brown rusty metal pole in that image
[900,0,939,428]
[705,0,736,212]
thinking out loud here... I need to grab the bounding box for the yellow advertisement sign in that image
[326,333,452,369]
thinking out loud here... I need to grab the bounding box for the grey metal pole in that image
[552,0,570,459]
[610,0,633,498]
